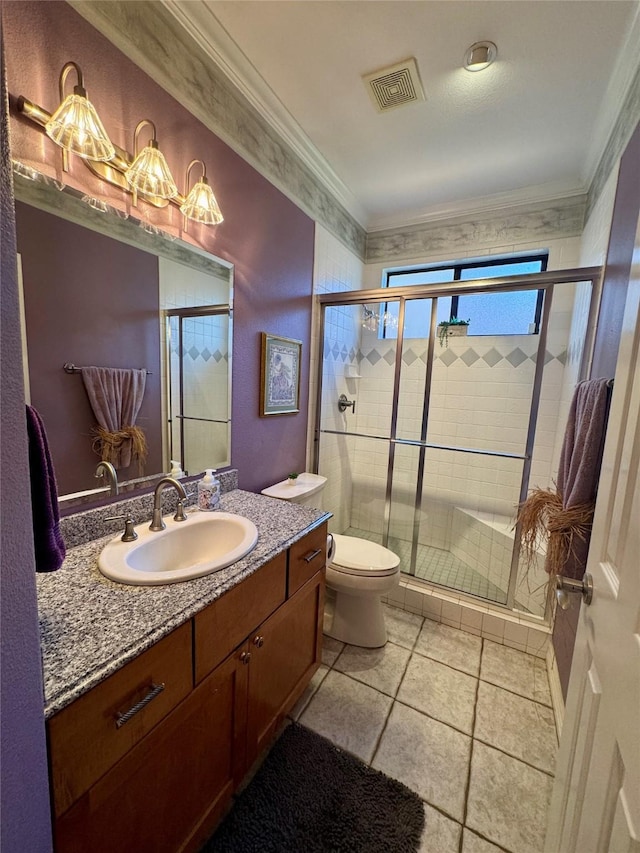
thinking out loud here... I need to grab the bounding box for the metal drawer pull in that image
[115,683,165,729]
[303,548,323,563]
[240,652,251,665]
[253,635,264,647]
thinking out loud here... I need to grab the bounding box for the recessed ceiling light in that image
[464,41,497,72]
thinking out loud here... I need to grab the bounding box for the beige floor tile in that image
[384,604,424,649]
[299,670,392,763]
[414,618,482,676]
[321,635,344,667]
[289,664,329,721]
[462,829,506,853]
[334,641,411,696]
[480,640,552,706]
[398,654,477,734]
[475,681,557,773]
[372,701,471,822]
[466,741,553,853]
[419,804,461,853]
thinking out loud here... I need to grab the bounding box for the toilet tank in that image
[261,473,326,508]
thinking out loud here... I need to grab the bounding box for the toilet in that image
[261,473,400,647]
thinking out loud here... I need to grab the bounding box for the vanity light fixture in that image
[463,41,497,72]
[180,159,224,227]
[125,120,178,201]
[44,62,115,163]
[14,64,223,229]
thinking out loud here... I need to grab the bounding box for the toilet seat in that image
[330,534,400,577]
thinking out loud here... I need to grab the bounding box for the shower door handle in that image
[338,394,356,413]
[555,573,593,610]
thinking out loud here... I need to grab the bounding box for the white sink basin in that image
[98,512,259,586]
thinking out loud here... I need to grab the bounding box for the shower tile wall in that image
[159,257,230,473]
[311,225,366,533]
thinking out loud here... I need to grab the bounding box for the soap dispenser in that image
[198,469,220,511]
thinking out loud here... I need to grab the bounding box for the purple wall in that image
[2,4,315,848]
[4,1,315,494]
[16,202,163,494]
[0,26,53,853]
[552,119,640,700]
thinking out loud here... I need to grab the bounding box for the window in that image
[383,254,548,338]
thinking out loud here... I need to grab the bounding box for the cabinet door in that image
[54,650,248,853]
[246,571,324,767]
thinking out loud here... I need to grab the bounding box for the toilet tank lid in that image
[331,534,400,572]
[261,472,327,501]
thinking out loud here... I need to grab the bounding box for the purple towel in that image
[26,405,66,572]
[557,377,611,578]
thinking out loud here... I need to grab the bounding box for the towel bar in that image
[63,362,152,375]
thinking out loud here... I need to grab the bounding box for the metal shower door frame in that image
[314,267,602,621]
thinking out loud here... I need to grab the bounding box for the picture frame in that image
[260,333,302,416]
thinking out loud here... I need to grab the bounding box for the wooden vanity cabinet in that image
[54,651,248,853]
[246,569,324,768]
[48,524,327,853]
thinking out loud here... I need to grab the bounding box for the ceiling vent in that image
[363,58,426,113]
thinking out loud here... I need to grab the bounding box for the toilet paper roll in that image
[327,533,335,563]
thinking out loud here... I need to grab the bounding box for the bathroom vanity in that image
[36,490,329,853]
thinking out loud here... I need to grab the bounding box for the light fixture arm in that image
[59,60,86,99]
[133,119,158,157]
[185,158,207,190]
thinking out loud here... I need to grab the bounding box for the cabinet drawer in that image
[288,524,327,597]
[48,621,192,818]
[194,553,286,683]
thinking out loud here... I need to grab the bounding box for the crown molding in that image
[161,0,368,228]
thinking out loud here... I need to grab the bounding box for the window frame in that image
[383,253,549,337]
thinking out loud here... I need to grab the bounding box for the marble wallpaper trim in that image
[70,1,367,261]
[365,196,587,264]
[586,62,640,224]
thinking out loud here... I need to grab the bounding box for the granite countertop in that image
[37,490,330,719]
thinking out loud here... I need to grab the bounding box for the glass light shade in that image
[125,141,178,199]
[45,93,115,161]
[180,178,224,224]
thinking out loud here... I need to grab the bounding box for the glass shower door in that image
[167,308,230,475]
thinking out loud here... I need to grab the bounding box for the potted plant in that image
[438,317,470,347]
[287,472,299,485]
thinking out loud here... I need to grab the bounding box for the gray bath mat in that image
[203,722,424,852]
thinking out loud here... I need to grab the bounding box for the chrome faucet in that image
[95,461,119,496]
[149,477,188,531]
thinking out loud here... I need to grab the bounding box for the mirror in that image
[14,170,233,511]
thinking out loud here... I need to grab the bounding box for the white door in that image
[545,220,640,852]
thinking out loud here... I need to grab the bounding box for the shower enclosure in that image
[166,306,231,475]
[314,268,601,621]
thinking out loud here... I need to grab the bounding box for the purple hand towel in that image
[556,377,611,578]
[26,405,66,572]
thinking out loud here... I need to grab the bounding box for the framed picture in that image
[260,333,302,416]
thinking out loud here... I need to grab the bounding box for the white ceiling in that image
[169,1,640,232]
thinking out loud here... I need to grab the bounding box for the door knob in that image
[555,573,593,610]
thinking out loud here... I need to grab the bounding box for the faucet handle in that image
[174,500,187,522]
[105,515,138,542]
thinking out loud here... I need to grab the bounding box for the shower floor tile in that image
[344,527,507,604]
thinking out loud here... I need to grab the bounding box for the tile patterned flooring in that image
[345,527,507,604]
[291,605,557,853]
